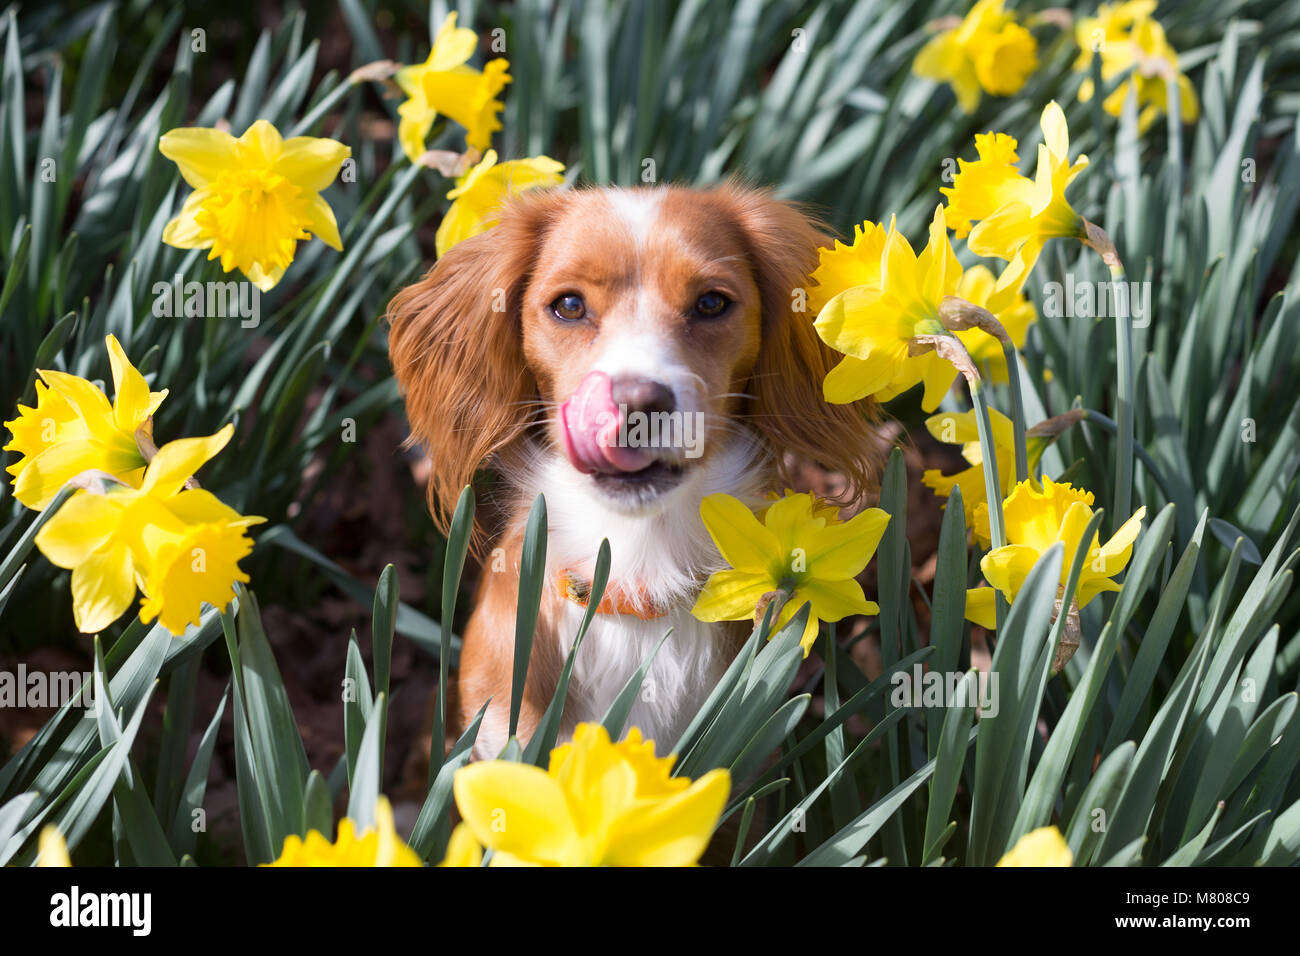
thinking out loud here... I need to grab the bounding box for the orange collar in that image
[558,570,668,620]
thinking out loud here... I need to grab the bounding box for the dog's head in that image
[387,183,880,528]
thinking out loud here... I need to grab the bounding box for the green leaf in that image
[967,544,1063,865]
[347,692,387,830]
[510,494,548,737]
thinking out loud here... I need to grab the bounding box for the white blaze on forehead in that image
[591,188,700,408]
[604,188,665,249]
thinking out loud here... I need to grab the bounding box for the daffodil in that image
[396,12,511,161]
[159,120,350,291]
[965,477,1146,629]
[452,723,729,866]
[812,207,1025,412]
[4,335,167,510]
[691,491,888,653]
[33,425,264,635]
[1075,1,1198,133]
[435,149,565,256]
[996,826,1073,866]
[913,0,1039,112]
[942,102,1090,290]
[264,796,421,866]
[922,407,1048,546]
[36,825,72,867]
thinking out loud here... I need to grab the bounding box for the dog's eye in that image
[550,293,587,322]
[693,291,731,318]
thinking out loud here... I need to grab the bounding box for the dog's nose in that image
[611,377,675,416]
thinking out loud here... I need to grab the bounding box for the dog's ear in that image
[386,192,558,532]
[719,184,883,502]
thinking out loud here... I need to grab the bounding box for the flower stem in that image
[971,380,1009,629]
[1109,259,1135,530]
[1082,221,1135,532]
[970,381,1006,552]
[1001,340,1030,483]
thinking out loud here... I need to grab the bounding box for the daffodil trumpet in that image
[938,294,1029,485]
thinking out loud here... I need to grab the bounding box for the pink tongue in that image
[560,371,657,475]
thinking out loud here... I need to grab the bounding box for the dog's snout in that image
[611,377,675,416]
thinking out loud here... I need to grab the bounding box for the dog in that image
[388,182,880,759]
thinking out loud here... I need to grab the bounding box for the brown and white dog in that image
[388,183,879,759]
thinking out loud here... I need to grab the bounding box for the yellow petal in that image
[439,823,484,867]
[37,370,114,430]
[691,569,773,623]
[70,541,136,633]
[428,11,479,71]
[980,543,1040,602]
[158,127,238,188]
[33,490,126,568]
[13,439,144,511]
[918,352,958,412]
[106,335,166,433]
[161,189,211,248]
[965,587,998,628]
[604,768,730,866]
[453,761,582,865]
[804,507,890,579]
[398,106,436,164]
[822,353,890,404]
[235,119,284,168]
[549,724,639,861]
[997,825,1072,866]
[372,796,423,866]
[303,193,343,251]
[699,493,780,572]
[1040,101,1070,161]
[140,425,234,497]
[275,136,351,193]
[799,577,876,623]
[36,826,71,867]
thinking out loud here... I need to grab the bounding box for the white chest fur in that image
[522,435,767,753]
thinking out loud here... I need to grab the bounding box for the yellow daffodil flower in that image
[812,207,1025,412]
[452,723,729,866]
[435,149,565,256]
[396,12,511,161]
[4,335,167,511]
[1075,2,1199,133]
[36,825,72,867]
[692,490,889,653]
[943,102,1089,289]
[996,826,1073,866]
[33,425,264,635]
[159,120,350,291]
[942,132,1025,241]
[913,0,1039,112]
[264,796,421,866]
[922,407,1048,547]
[965,477,1146,628]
